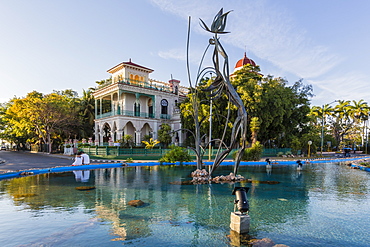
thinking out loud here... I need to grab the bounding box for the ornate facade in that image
[93,59,187,146]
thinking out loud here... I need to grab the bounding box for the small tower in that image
[169,79,180,95]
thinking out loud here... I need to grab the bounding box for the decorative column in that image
[153,122,158,140]
[95,98,98,118]
[100,98,102,116]
[94,124,100,145]
[111,94,114,114]
[108,137,114,146]
[178,123,183,146]
[135,130,142,145]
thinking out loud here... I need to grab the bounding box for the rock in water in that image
[249,238,275,247]
[75,186,96,191]
[128,200,144,207]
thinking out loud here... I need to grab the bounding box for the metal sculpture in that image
[199,9,248,175]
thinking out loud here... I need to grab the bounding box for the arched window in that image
[134,103,140,117]
[148,99,153,118]
[134,75,139,84]
[161,99,168,115]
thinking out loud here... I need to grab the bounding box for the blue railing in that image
[97,110,155,119]
[160,114,171,119]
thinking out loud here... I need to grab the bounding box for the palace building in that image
[93,59,188,146]
[92,53,255,146]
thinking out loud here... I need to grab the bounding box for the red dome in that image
[235,52,256,69]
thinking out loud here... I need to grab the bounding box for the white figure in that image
[72,152,83,166]
[81,151,90,165]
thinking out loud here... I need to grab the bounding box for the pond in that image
[0,163,369,246]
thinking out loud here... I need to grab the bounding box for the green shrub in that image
[277,152,284,157]
[159,145,192,163]
[359,162,370,167]
[78,144,91,147]
[233,141,263,161]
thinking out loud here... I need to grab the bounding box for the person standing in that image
[81,151,90,165]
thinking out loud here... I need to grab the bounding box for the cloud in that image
[158,46,212,66]
[151,0,370,106]
[308,72,369,105]
[152,0,341,79]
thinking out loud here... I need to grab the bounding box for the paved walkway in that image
[0,150,368,174]
[0,151,127,173]
[0,150,163,173]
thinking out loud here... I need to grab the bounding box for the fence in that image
[77,146,292,160]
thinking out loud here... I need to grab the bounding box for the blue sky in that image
[1,0,369,106]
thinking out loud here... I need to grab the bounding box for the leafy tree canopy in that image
[179,64,313,148]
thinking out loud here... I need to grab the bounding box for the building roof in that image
[234,52,256,69]
[107,59,154,74]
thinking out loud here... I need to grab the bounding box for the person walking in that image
[81,151,90,165]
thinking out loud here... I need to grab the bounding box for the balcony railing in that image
[97,78,174,93]
[96,110,155,119]
[160,114,171,119]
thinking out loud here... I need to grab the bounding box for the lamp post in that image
[321,100,337,155]
[208,97,213,161]
[308,141,312,158]
[208,73,213,161]
[366,117,369,154]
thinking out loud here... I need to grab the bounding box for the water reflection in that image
[73,170,91,182]
[0,164,369,246]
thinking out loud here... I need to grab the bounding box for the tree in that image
[250,117,260,145]
[5,91,79,152]
[157,124,172,148]
[180,64,313,149]
[331,100,352,146]
[310,99,370,152]
[159,145,192,163]
[120,134,134,148]
[179,78,213,169]
[348,100,369,147]
[79,89,95,138]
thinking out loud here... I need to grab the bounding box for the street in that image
[0,150,73,172]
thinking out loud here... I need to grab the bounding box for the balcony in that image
[160,114,171,119]
[96,110,155,119]
[97,78,173,93]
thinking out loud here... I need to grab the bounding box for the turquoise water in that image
[0,163,369,246]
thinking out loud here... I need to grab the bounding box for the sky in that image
[1,0,370,106]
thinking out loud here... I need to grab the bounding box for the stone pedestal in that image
[230,212,250,234]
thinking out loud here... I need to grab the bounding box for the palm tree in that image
[332,100,352,146]
[320,103,336,153]
[348,100,370,148]
[309,106,322,127]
